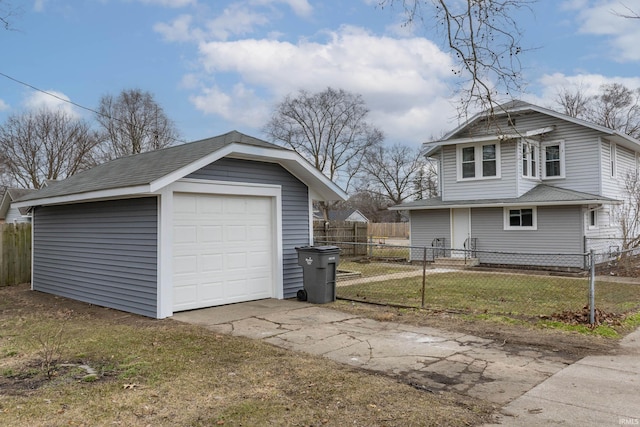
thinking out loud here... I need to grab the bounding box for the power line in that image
[0,70,188,145]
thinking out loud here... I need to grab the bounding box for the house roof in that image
[389,184,620,211]
[0,188,37,218]
[424,100,640,156]
[14,130,348,208]
[328,209,369,222]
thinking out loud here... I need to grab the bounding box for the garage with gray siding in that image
[15,131,346,318]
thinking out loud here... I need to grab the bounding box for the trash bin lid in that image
[295,245,340,253]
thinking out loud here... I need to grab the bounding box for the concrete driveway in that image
[173,299,640,424]
[171,299,572,406]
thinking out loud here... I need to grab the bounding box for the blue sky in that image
[2,0,640,147]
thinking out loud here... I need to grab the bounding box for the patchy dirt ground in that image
[0,283,497,427]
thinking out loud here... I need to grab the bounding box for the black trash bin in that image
[295,245,341,303]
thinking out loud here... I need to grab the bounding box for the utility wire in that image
[0,71,188,145]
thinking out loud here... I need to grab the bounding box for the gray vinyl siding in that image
[444,112,606,200]
[441,140,517,201]
[503,113,602,194]
[5,207,30,223]
[409,209,450,260]
[602,140,637,199]
[470,206,585,268]
[186,158,309,298]
[32,197,158,317]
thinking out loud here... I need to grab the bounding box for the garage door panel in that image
[173,193,274,311]
[201,225,223,243]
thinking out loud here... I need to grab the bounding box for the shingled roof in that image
[389,185,620,211]
[14,130,346,207]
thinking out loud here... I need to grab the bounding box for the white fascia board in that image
[226,149,347,201]
[11,185,152,208]
[148,143,348,201]
[425,126,556,152]
[391,199,621,211]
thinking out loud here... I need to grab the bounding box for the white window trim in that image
[503,206,538,230]
[521,139,539,180]
[610,142,617,179]
[541,140,565,180]
[587,206,599,230]
[456,141,501,181]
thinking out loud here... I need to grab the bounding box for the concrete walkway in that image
[486,327,640,426]
[173,299,640,424]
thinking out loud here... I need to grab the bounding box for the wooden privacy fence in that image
[367,222,410,238]
[0,223,32,286]
[313,221,368,256]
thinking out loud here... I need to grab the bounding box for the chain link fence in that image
[315,240,640,325]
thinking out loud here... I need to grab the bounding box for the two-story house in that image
[390,100,640,268]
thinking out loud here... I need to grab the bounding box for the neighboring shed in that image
[0,188,36,223]
[14,131,347,318]
[328,209,369,223]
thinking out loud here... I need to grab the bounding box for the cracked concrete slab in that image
[173,299,640,425]
[172,299,574,406]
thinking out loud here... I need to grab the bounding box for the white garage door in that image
[172,192,274,311]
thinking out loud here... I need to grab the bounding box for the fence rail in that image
[0,223,31,286]
[315,241,640,326]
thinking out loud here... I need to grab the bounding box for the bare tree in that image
[96,89,180,160]
[0,1,21,31]
[0,109,99,189]
[339,191,398,223]
[554,83,640,139]
[555,86,591,119]
[590,83,640,138]
[264,87,384,219]
[379,0,534,118]
[618,173,640,249]
[358,143,435,220]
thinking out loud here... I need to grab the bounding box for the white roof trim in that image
[14,143,348,208]
[425,126,556,156]
[147,143,347,201]
[433,102,640,150]
[12,185,152,208]
[390,199,621,211]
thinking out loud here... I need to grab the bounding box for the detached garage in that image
[13,131,346,318]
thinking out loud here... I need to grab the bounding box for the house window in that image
[522,140,538,179]
[588,208,598,229]
[542,141,565,179]
[610,142,617,178]
[504,207,537,230]
[462,146,475,178]
[457,142,501,180]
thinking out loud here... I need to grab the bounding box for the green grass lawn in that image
[339,260,420,277]
[337,271,640,319]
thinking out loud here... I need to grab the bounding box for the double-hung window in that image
[522,140,538,179]
[458,142,500,180]
[542,141,565,179]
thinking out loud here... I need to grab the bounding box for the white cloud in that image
[190,83,269,128]
[190,26,458,144]
[154,4,274,42]
[527,72,640,109]
[249,0,313,17]
[22,91,80,118]
[571,0,640,62]
[33,0,48,12]
[205,4,269,41]
[154,14,203,42]
[0,99,9,112]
